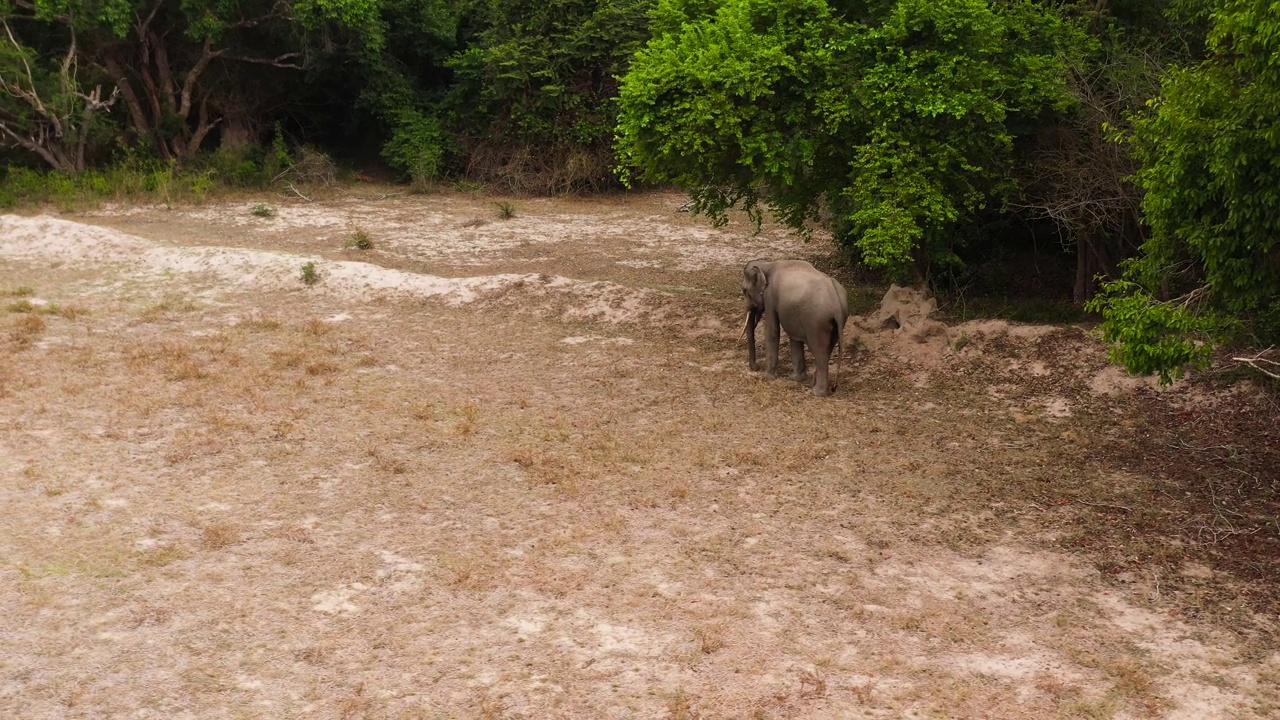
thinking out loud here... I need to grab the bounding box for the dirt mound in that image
[870,284,947,340]
[848,284,954,368]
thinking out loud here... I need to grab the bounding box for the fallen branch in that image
[1231,347,1280,380]
[281,183,310,202]
[1073,499,1133,513]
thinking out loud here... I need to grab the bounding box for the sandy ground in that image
[1,190,1278,719]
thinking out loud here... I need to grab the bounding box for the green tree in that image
[296,0,457,186]
[1090,0,1280,383]
[443,0,654,191]
[616,0,1086,277]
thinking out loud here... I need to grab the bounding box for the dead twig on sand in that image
[1073,499,1133,513]
[1231,348,1280,380]
[280,183,311,202]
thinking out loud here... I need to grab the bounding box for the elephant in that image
[742,259,850,396]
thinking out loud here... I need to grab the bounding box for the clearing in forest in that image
[1,190,1277,718]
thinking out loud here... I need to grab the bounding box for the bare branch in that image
[221,53,306,70]
[178,40,224,120]
[0,119,63,169]
[1231,348,1280,380]
[137,0,165,38]
[151,30,179,113]
[1174,286,1212,310]
[101,56,153,148]
[281,183,311,201]
[186,91,219,155]
[1,19,53,128]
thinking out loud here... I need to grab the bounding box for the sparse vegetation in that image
[1,194,1276,718]
[300,261,320,286]
[8,313,45,347]
[251,202,278,218]
[495,201,517,220]
[346,229,374,250]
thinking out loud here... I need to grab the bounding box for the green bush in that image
[381,111,446,192]
[1092,0,1280,381]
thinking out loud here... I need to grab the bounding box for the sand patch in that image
[0,214,668,323]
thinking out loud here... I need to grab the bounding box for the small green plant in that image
[251,202,277,218]
[7,299,35,313]
[345,229,374,250]
[952,332,971,351]
[300,261,320,286]
[495,201,516,220]
[4,286,35,297]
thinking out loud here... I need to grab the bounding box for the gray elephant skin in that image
[742,259,850,396]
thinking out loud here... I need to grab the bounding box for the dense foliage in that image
[1,0,1277,379]
[1090,0,1280,382]
[616,0,1086,277]
[442,0,654,191]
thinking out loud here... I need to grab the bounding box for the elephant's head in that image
[741,260,770,370]
[741,260,769,319]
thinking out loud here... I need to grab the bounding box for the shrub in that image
[300,261,320,286]
[382,111,446,193]
[346,229,374,250]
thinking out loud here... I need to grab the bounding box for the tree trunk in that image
[218,108,258,151]
[1073,228,1109,306]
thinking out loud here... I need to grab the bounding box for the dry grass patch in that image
[269,348,305,370]
[366,443,409,475]
[454,402,480,435]
[302,317,331,336]
[305,359,340,375]
[692,623,728,654]
[199,522,243,551]
[407,401,438,422]
[124,341,210,381]
[53,303,88,320]
[8,312,45,348]
[137,294,199,322]
[509,446,585,488]
[235,314,282,332]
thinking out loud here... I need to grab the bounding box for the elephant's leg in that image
[811,328,834,396]
[790,338,807,382]
[746,311,759,371]
[764,314,781,378]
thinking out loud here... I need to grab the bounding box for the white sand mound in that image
[0,215,665,322]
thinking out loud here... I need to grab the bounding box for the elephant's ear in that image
[749,264,769,292]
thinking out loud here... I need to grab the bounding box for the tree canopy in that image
[615,0,1088,278]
